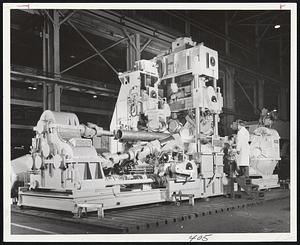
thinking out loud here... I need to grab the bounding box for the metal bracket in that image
[122,28,138,52]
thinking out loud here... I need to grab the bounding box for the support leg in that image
[97,205,104,219]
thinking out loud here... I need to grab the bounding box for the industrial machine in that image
[17,37,234,214]
[244,108,281,188]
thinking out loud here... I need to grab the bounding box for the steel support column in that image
[253,82,258,114]
[258,79,264,110]
[278,88,288,120]
[126,33,141,70]
[185,10,191,36]
[225,11,230,56]
[255,20,260,69]
[279,33,283,77]
[135,34,141,61]
[42,10,61,111]
[224,67,235,135]
[53,10,61,111]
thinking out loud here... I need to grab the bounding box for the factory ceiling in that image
[10,9,290,88]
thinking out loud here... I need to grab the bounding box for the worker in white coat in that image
[236,120,250,177]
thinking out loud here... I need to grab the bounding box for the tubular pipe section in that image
[79,124,114,138]
[116,129,170,142]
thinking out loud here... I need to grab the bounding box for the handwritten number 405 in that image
[188,234,212,242]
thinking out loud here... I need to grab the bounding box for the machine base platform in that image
[12,188,289,233]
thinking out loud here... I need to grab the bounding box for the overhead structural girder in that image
[11,98,113,116]
[57,10,119,75]
[81,9,287,87]
[61,35,132,74]
[165,10,257,55]
[59,10,77,25]
[84,10,174,45]
[232,10,272,24]
[18,9,287,88]
[11,67,118,97]
[235,79,258,113]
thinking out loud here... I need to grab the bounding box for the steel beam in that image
[59,10,77,26]
[11,98,42,107]
[233,11,271,24]
[218,55,285,87]
[258,14,280,42]
[85,10,174,44]
[125,33,141,70]
[278,88,288,120]
[135,33,141,61]
[229,10,238,24]
[262,32,290,41]
[58,10,118,75]
[225,11,230,56]
[61,36,130,74]
[11,124,34,130]
[44,10,54,24]
[70,12,164,55]
[61,105,113,116]
[235,79,256,111]
[122,28,138,52]
[11,68,118,95]
[11,98,113,116]
[61,53,98,74]
[42,10,61,112]
[222,68,235,135]
[53,10,60,76]
[141,38,152,52]
[43,82,47,110]
[258,79,264,110]
[165,10,256,54]
[253,82,258,115]
[258,11,287,23]
[255,20,260,69]
[53,10,61,111]
[80,10,289,87]
[231,23,290,26]
[279,33,283,77]
[17,9,287,88]
[184,10,191,36]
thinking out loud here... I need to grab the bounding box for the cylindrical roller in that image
[104,144,144,163]
[79,124,114,138]
[115,129,170,142]
[108,153,130,164]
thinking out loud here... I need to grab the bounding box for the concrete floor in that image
[142,198,290,233]
[11,197,290,234]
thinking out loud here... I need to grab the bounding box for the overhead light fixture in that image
[93,95,97,99]
[70,55,76,59]
[274,24,281,29]
[28,85,37,90]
